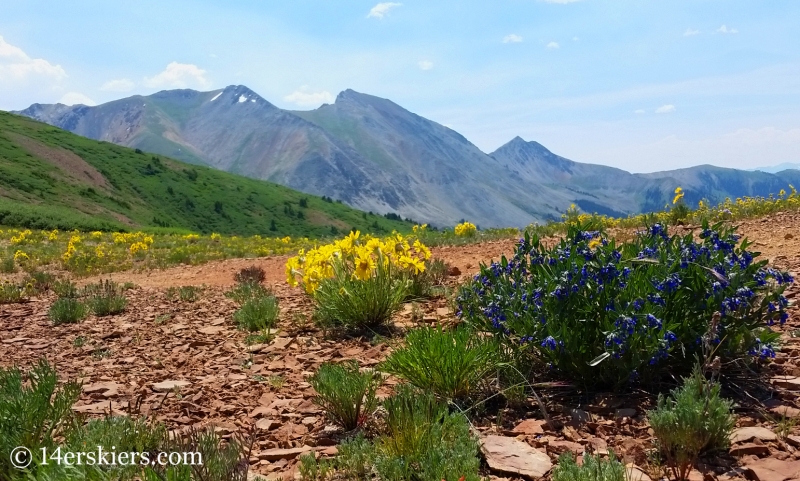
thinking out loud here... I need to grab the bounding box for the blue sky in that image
[1,0,799,173]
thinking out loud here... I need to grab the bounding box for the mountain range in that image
[15,86,800,227]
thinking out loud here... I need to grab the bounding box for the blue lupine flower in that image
[541,336,558,351]
[646,314,662,329]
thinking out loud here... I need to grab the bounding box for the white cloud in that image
[546,41,560,49]
[683,28,700,37]
[367,2,402,19]
[418,60,434,71]
[100,78,135,92]
[283,86,335,107]
[503,34,523,44]
[58,92,96,106]
[634,109,646,114]
[655,104,676,114]
[143,62,210,89]
[0,35,66,81]
[717,25,738,34]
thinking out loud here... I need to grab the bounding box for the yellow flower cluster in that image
[285,230,432,294]
[13,250,29,262]
[10,229,32,245]
[454,222,477,237]
[673,187,685,205]
[412,224,428,233]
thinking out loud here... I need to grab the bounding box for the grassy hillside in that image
[0,111,412,236]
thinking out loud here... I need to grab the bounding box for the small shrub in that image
[457,222,794,388]
[374,386,482,481]
[308,361,382,431]
[52,279,79,298]
[648,367,735,481]
[552,451,625,481]
[313,254,409,330]
[0,256,15,273]
[149,427,254,481]
[380,326,500,402]
[0,360,80,481]
[226,282,271,304]
[84,280,127,316]
[178,285,202,302]
[298,452,334,481]
[335,434,375,480]
[25,271,56,294]
[234,265,266,285]
[234,295,279,332]
[0,280,30,304]
[49,297,88,325]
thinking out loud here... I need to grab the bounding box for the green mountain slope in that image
[0,111,412,236]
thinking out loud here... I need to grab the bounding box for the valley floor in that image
[1,214,800,480]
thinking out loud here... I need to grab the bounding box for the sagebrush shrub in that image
[0,360,80,481]
[308,361,382,431]
[648,367,734,481]
[374,386,482,481]
[552,451,625,481]
[234,295,279,332]
[313,253,409,330]
[84,280,127,316]
[49,297,88,325]
[380,326,500,402]
[457,221,793,387]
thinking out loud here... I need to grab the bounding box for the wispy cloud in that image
[655,104,675,114]
[717,25,738,34]
[683,28,700,37]
[100,78,135,92]
[283,86,334,107]
[367,2,402,19]
[503,34,523,44]
[59,92,96,106]
[418,60,434,71]
[143,62,210,89]
[546,41,560,49]
[0,35,66,80]
[634,109,646,114]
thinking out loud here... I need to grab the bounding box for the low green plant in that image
[0,256,15,273]
[648,367,735,481]
[84,280,127,316]
[25,271,56,294]
[298,452,334,481]
[73,336,86,347]
[308,361,382,431]
[373,386,482,481]
[313,253,409,330]
[234,294,279,332]
[380,326,500,402]
[335,434,375,480]
[225,282,270,304]
[52,279,79,298]
[0,360,81,481]
[49,297,88,325]
[178,285,202,302]
[0,280,30,304]
[552,451,625,481]
[151,427,253,481]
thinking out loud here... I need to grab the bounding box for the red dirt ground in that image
[2,214,800,480]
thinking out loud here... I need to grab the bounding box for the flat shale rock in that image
[481,435,552,479]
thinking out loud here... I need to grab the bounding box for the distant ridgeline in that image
[0,111,413,236]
